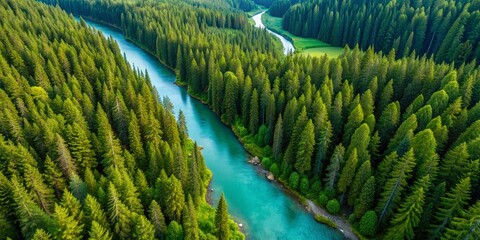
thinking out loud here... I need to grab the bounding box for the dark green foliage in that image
[430,177,471,239]
[289,172,300,190]
[283,0,480,65]
[36,0,480,238]
[359,211,377,237]
[337,148,358,194]
[354,176,375,217]
[376,149,416,224]
[215,194,230,240]
[88,221,112,240]
[384,186,426,240]
[0,0,230,239]
[326,199,340,214]
[166,221,183,240]
[149,200,167,239]
[318,194,328,207]
[348,160,372,207]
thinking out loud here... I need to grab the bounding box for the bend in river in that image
[252,11,294,55]
[81,18,344,240]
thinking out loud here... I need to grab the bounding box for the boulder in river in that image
[266,172,275,181]
[248,156,261,165]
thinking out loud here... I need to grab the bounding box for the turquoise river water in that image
[82,19,345,240]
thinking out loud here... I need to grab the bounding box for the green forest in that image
[282,0,480,65]
[0,0,244,239]
[1,0,480,239]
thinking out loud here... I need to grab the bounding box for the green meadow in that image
[261,12,344,58]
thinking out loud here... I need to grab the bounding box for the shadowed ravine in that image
[80,18,345,240]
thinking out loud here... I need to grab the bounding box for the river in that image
[252,11,294,55]
[81,19,344,240]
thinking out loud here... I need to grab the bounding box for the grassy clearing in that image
[303,47,344,58]
[261,12,344,58]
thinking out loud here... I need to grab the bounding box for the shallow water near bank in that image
[80,18,344,240]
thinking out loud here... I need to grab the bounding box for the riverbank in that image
[260,11,344,58]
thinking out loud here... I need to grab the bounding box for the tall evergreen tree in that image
[337,148,358,194]
[294,120,316,174]
[324,144,345,190]
[377,149,416,224]
[215,194,230,240]
[430,177,471,239]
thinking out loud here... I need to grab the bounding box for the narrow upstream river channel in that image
[81,18,344,240]
[251,11,294,55]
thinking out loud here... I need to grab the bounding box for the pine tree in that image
[430,177,471,239]
[166,220,183,240]
[215,194,230,240]
[132,213,155,240]
[314,121,332,175]
[385,187,426,240]
[272,115,283,162]
[128,113,145,167]
[84,195,109,231]
[387,114,418,153]
[24,164,55,214]
[56,134,77,179]
[53,204,84,240]
[343,104,364,146]
[186,153,201,204]
[360,89,374,117]
[348,160,372,206]
[66,123,96,172]
[183,196,199,240]
[377,149,416,224]
[88,221,112,240]
[337,148,358,194]
[241,76,252,125]
[354,176,376,217]
[11,176,55,239]
[415,105,433,130]
[164,175,185,222]
[426,116,448,152]
[223,71,238,125]
[60,190,85,228]
[439,143,470,186]
[378,102,400,146]
[345,123,371,164]
[294,120,315,174]
[443,201,480,240]
[249,89,259,133]
[149,200,167,239]
[43,156,66,198]
[96,106,124,173]
[107,183,132,239]
[31,229,52,240]
[378,80,394,115]
[411,129,438,179]
[69,174,88,204]
[324,144,345,190]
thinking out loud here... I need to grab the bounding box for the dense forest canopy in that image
[0,0,243,239]
[3,0,480,239]
[282,0,480,65]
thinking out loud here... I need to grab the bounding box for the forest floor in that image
[260,12,344,58]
